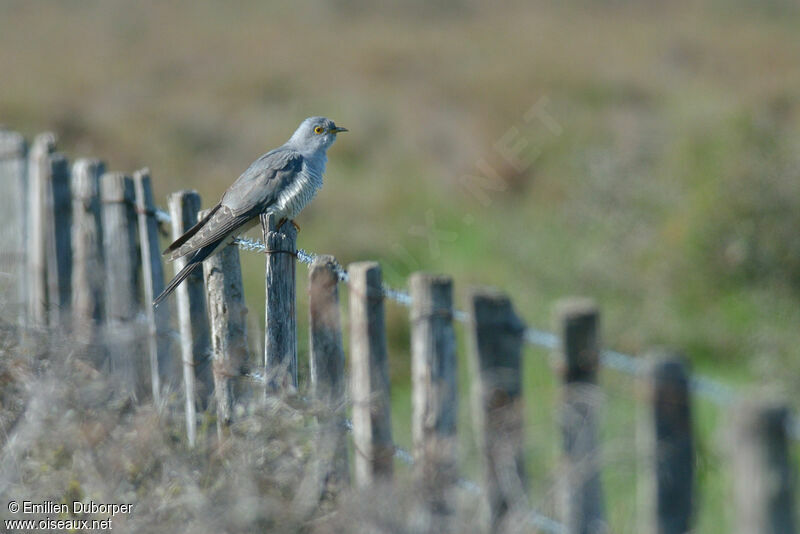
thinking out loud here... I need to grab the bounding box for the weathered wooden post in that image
[101,172,143,397]
[26,134,55,326]
[134,169,173,401]
[410,273,458,501]
[555,298,607,534]
[261,213,297,391]
[101,173,138,321]
[730,399,796,534]
[70,159,105,336]
[638,351,694,534]
[309,255,349,487]
[0,129,27,331]
[470,288,527,531]
[168,190,213,446]
[27,134,71,327]
[201,208,249,438]
[349,261,393,487]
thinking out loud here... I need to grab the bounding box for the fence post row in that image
[638,352,694,534]
[0,129,28,331]
[168,190,213,447]
[556,298,607,534]
[349,261,394,487]
[470,288,527,531]
[70,159,105,337]
[410,273,458,503]
[262,213,298,391]
[308,255,349,487]
[730,400,796,534]
[200,208,249,438]
[134,169,174,402]
[7,128,800,532]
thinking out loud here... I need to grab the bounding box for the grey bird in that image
[153,116,347,307]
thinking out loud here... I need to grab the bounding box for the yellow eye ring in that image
[314,126,324,134]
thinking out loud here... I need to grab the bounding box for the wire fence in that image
[67,216,782,416]
[234,236,769,411]
[237,236,565,532]
[11,137,793,534]
[233,235,800,440]
[232,232,799,534]
[186,220,796,533]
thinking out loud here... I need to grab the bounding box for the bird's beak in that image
[330,126,348,134]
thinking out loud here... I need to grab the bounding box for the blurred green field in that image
[3,0,800,530]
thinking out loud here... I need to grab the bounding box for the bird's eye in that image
[314,126,324,134]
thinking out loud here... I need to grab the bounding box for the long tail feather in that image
[153,261,200,308]
[153,241,218,308]
[162,203,221,257]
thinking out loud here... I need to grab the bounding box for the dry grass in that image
[0,328,499,534]
[0,331,314,533]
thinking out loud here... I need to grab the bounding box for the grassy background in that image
[2,0,800,530]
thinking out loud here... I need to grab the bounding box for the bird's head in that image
[288,116,347,154]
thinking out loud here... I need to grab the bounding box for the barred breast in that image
[272,164,323,220]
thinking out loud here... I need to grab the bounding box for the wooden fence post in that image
[101,173,138,321]
[0,129,27,330]
[27,134,71,327]
[134,169,173,402]
[308,255,349,487]
[100,172,143,397]
[26,134,55,326]
[470,288,527,531]
[261,213,297,391]
[555,298,607,534]
[201,208,249,438]
[168,190,213,446]
[638,351,694,534]
[730,399,796,534]
[410,273,458,499]
[70,159,105,336]
[349,261,393,487]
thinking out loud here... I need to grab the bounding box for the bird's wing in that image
[221,147,303,216]
[165,206,251,261]
[165,148,303,261]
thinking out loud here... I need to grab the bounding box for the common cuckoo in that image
[153,116,347,307]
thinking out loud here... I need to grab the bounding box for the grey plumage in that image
[153,116,346,307]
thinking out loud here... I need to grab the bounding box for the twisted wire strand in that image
[153,207,172,224]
